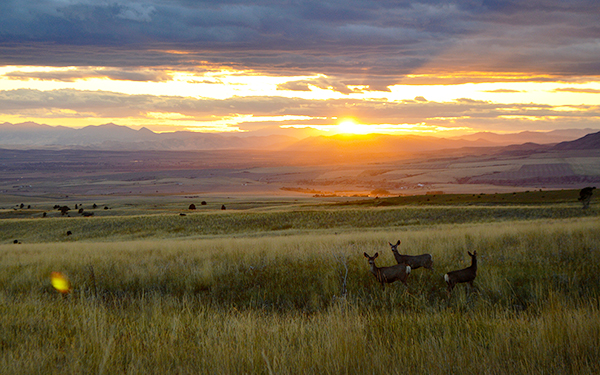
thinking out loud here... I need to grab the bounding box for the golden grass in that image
[0,209,599,374]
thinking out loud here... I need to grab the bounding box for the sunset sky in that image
[1,0,599,137]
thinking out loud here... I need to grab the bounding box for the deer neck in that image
[369,263,378,275]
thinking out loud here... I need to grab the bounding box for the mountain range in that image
[1,122,599,153]
[0,122,297,151]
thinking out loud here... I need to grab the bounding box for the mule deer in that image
[389,240,434,270]
[364,252,411,289]
[444,251,477,294]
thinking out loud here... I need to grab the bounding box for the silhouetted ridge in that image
[551,130,600,150]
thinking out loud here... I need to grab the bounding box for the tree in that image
[58,206,70,216]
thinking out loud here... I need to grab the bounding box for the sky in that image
[1,0,599,137]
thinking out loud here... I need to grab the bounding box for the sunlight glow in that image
[2,65,600,135]
[3,66,600,106]
[337,119,370,134]
[181,114,326,133]
[146,112,192,120]
[284,121,471,136]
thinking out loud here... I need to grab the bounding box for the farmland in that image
[0,191,599,374]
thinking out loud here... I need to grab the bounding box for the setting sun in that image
[336,120,373,135]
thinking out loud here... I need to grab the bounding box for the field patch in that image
[1,199,599,374]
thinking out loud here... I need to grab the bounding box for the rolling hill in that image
[551,130,600,150]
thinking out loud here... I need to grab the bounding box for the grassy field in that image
[0,192,599,374]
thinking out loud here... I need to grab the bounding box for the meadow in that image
[0,192,599,374]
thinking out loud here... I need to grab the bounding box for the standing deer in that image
[389,240,434,270]
[364,252,411,289]
[444,251,477,294]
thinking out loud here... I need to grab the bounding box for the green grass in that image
[1,202,597,243]
[1,198,599,374]
[341,188,587,206]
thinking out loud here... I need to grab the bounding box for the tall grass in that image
[2,295,598,374]
[1,214,599,373]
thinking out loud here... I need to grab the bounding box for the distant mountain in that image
[454,129,597,145]
[551,130,600,150]
[0,121,72,146]
[0,122,297,150]
[2,122,599,153]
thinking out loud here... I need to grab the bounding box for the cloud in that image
[554,87,600,94]
[115,3,156,22]
[4,68,172,82]
[483,89,523,93]
[0,0,597,83]
[1,88,598,133]
[277,81,312,92]
[276,77,354,94]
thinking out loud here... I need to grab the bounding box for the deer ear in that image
[396,240,400,245]
[374,252,379,258]
[364,252,369,258]
[468,251,474,256]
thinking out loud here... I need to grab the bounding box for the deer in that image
[364,252,411,290]
[444,251,477,294]
[389,240,434,270]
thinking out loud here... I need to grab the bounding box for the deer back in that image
[365,252,411,286]
[389,240,433,270]
[445,251,477,285]
[376,263,411,284]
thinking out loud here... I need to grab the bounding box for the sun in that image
[336,119,371,135]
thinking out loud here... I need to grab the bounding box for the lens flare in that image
[50,272,72,294]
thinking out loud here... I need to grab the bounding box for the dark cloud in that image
[277,77,354,94]
[483,89,523,93]
[554,88,600,94]
[4,69,172,82]
[0,0,597,82]
[277,81,312,92]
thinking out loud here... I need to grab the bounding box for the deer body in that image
[364,252,411,289]
[389,240,433,270]
[444,251,477,294]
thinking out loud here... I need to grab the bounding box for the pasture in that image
[0,192,599,374]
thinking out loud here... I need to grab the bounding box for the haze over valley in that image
[2,122,597,151]
[2,123,599,200]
